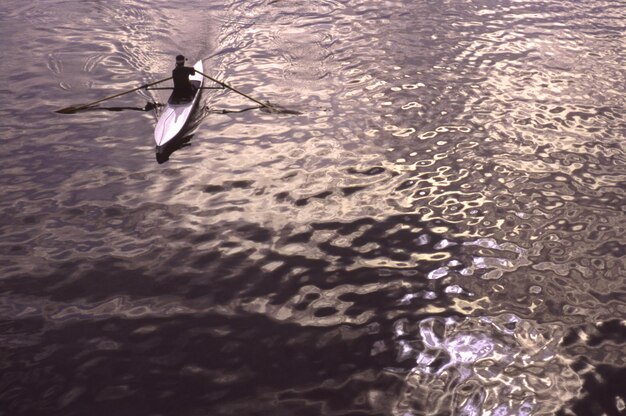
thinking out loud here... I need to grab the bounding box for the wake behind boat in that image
[154,60,204,154]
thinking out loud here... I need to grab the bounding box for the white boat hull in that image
[154,60,204,152]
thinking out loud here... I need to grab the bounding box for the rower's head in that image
[176,54,185,66]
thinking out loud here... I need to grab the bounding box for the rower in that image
[172,54,196,103]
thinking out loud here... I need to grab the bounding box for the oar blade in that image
[55,106,80,114]
[55,104,92,114]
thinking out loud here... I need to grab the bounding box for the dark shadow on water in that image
[0,213,466,415]
[0,311,406,416]
[261,102,303,115]
[207,105,261,115]
[96,102,162,112]
[58,101,163,114]
[207,104,302,116]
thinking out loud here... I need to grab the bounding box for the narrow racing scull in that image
[154,60,204,154]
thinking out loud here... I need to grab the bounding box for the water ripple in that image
[0,0,625,414]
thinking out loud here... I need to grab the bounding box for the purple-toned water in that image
[1,0,625,415]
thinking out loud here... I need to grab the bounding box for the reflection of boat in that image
[154,60,204,154]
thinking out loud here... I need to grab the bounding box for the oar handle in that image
[196,70,270,109]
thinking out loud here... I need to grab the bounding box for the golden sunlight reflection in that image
[393,315,581,415]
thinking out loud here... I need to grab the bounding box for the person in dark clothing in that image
[172,54,196,102]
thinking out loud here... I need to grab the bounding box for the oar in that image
[195,70,274,111]
[56,76,173,114]
[146,86,224,91]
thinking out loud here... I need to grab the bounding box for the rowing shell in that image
[154,60,204,153]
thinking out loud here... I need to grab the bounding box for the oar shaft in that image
[58,76,172,113]
[146,86,223,90]
[196,70,269,108]
[85,76,172,108]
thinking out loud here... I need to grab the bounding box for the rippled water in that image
[1,0,625,415]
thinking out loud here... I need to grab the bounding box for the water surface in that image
[1,0,625,415]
